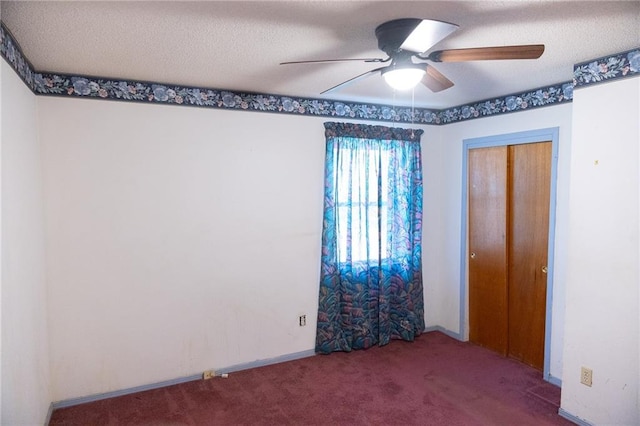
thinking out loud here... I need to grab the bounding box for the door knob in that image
[541,266,548,274]
[470,252,476,259]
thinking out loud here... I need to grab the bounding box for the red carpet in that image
[49,331,572,425]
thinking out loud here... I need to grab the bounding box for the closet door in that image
[468,146,508,356]
[507,142,551,369]
[468,141,551,371]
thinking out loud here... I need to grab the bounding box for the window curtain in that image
[316,122,424,354]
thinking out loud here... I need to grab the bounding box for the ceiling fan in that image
[280,18,544,94]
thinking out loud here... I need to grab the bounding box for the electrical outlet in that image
[203,370,215,380]
[580,367,592,387]
[299,315,306,326]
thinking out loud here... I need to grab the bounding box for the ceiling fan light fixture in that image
[382,66,425,91]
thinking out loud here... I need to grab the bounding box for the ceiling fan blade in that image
[427,44,545,62]
[280,58,386,65]
[375,18,458,56]
[399,19,459,54]
[421,64,454,93]
[321,66,387,94]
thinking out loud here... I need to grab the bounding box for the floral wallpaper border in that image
[2,21,635,126]
[573,48,640,88]
[1,22,37,92]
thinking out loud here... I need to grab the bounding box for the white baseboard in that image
[51,348,316,410]
[215,349,316,375]
[52,373,202,409]
[424,325,464,341]
[558,407,594,426]
[546,374,562,387]
[44,402,54,425]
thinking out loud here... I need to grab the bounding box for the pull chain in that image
[392,89,397,124]
[411,87,415,138]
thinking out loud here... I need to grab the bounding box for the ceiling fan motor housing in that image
[375,18,423,56]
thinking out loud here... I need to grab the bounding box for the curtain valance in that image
[324,122,423,142]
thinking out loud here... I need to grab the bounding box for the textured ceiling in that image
[1,1,639,109]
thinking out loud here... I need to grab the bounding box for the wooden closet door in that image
[468,146,508,355]
[507,142,551,370]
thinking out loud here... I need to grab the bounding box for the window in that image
[335,144,390,263]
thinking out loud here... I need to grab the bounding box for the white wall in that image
[39,97,326,401]
[1,61,52,424]
[421,124,446,329]
[16,71,575,407]
[38,97,440,401]
[422,103,573,383]
[561,77,639,425]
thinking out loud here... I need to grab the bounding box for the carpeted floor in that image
[49,331,573,425]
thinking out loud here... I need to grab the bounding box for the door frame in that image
[459,127,560,384]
